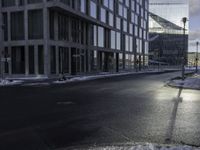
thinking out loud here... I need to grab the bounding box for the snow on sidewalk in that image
[168,73,200,90]
[53,70,165,84]
[60,143,200,150]
[0,79,23,86]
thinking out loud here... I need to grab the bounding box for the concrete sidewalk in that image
[168,73,200,90]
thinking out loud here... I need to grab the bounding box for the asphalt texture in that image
[0,71,200,150]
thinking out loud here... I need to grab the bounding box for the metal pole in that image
[1,51,5,81]
[196,41,199,73]
[0,24,5,82]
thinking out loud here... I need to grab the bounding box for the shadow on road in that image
[165,88,183,143]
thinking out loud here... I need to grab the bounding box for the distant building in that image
[188,52,200,67]
[149,0,189,66]
[0,0,149,77]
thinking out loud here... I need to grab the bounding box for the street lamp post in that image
[196,41,199,73]
[181,17,187,80]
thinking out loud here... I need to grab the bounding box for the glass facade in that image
[149,0,189,65]
[149,0,189,32]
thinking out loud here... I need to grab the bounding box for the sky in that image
[189,0,200,52]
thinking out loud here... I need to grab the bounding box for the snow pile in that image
[65,143,200,150]
[88,144,200,150]
[7,76,48,81]
[169,73,200,90]
[0,79,23,86]
[53,76,92,84]
[185,67,200,71]
[22,82,50,87]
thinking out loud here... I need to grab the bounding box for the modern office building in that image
[0,0,149,77]
[149,0,189,65]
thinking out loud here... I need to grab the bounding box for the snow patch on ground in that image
[0,79,23,86]
[53,70,166,84]
[62,143,200,150]
[22,82,50,86]
[169,73,200,90]
[7,76,48,81]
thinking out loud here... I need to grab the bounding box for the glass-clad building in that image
[0,0,149,77]
[149,0,189,65]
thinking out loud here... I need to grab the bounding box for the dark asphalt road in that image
[0,72,200,150]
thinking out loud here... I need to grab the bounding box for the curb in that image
[1,70,180,87]
[167,77,200,91]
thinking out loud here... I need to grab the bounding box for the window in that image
[116,17,121,30]
[130,36,133,52]
[93,25,97,46]
[125,35,129,51]
[90,1,97,18]
[2,13,8,41]
[29,46,35,74]
[136,4,140,14]
[80,0,86,13]
[109,13,114,27]
[135,14,138,25]
[98,27,104,47]
[2,0,15,7]
[123,20,127,32]
[11,46,25,74]
[19,0,25,5]
[131,0,135,11]
[118,4,123,16]
[103,0,113,11]
[38,45,44,74]
[103,0,109,7]
[125,0,129,7]
[49,11,54,40]
[59,47,69,74]
[58,13,69,41]
[145,41,149,54]
[71,18,80,43]
[100,8,106,23]
[111,31,116,49]
[50,46,56,74]
[129,23,133,34]
[11,11,24,40]
[119,53,123,70]
[28,9,43,39]
[90,50,98,71]
[60,0,70,6]
[135,25,138,36]
[109,0,114,11]
[123,7,127,19]
[116,32,121,50]
[131,12,135,23]
[136,38,140,53]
